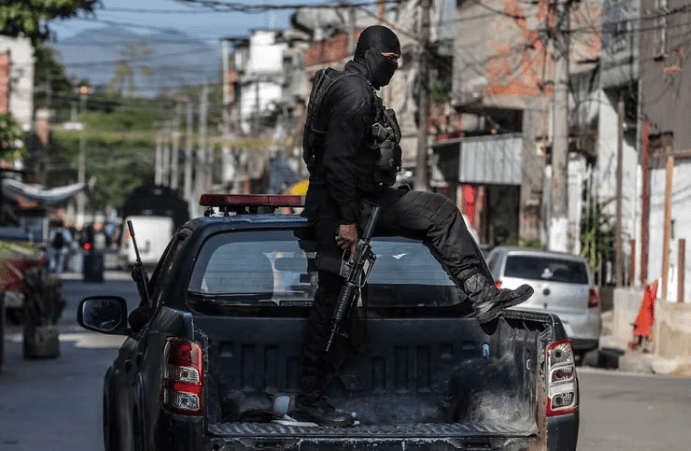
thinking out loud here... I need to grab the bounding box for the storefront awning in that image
[2,179,85,205]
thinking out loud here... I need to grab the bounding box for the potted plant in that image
[21,266,65,359]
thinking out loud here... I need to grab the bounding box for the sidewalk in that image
[57,269,132,282]
[589,310,691,377]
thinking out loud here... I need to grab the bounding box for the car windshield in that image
[188,229,460,306]
[503,255,589,284]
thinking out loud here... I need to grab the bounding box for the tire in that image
[102,369,116,451]
[5,307,25,325]
[0,292,5,375]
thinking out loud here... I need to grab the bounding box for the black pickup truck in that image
[78,194,579,451]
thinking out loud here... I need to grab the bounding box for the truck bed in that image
[195,309,552,443]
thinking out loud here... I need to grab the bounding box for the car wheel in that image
[5,307,25,325]
[103,390,112,451]
[133,409,145,451]
[102,370,115,451]
[0,292,5,375]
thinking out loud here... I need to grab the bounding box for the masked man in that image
[295,25,533,427]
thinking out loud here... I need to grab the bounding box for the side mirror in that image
[77,296,129,335]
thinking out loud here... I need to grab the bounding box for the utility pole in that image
[548,0,570,252]
[184,100,193,204]
[195,80,209,206]
[341,0,356,53]
[414,0,431,191]
[221,39,233,192]
[77,85,89,227]
[640,120,650,285]
[162,125,171,188]
[155,132,163,185]
[615,98,624,286]
[171,110,181,191]
[222,39,231,135]
[661,155,674,300]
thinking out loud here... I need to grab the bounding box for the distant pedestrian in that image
[48,221,72,275]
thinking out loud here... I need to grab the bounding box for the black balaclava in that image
[354,25,401,89]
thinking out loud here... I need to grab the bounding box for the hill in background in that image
[50,25,220,97]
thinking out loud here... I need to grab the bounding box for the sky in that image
[46,0,383,95]
[49,0,375,46]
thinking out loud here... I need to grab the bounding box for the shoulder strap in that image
[303,68,373,169]
[307,69,368,134]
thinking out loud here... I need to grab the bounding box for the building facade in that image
[639,0,691,301]
[449,0,601,248]
[0,36,34,130]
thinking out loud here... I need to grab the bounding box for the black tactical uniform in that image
[294,25,533,427]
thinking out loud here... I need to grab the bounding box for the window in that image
[188,230,460,307]
[652,0,668,58]
[504,255,589,284]
[611,20,629,54]
[189,230,317,302]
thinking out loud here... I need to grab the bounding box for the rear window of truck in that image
[187,229,461,307]
[504,255,589,284]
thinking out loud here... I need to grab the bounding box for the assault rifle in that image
[127,220,150,306]
[325,205,380,353]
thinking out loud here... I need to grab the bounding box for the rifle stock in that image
[325,205,380,353]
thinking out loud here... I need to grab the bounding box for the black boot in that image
[462,272,533,323]
[292,377,354,427]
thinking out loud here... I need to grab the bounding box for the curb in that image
[582,346,691,377]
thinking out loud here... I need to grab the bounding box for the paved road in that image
[577,367,691,451]
[1,273,690,450]
[0,275,135,451]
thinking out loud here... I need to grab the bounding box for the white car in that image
[119,215,174,268]
[486,246,602,359]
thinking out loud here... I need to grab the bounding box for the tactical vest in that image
[302,68,402,186]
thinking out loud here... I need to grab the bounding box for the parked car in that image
[78,195,579,451]
[486,246,602,358]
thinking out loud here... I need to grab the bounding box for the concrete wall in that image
[653,300,691,360]
[612,288,691,361]
[612,287,645,345]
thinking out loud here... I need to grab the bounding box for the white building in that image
[236,30,286,135]
[0,35,35,130]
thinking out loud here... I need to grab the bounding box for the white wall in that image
[238,30,286,135]
[248,30,284,75]
[595,90,639,270]
[239,81,283,134]
[649,159,691,302]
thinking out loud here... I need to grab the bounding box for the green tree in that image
[34,42,76,121]
[0,112,26,162]
[0,0,99,42]
[47,95,177,211]
[580,194,615,285]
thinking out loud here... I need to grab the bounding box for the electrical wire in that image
[32,0,691,125]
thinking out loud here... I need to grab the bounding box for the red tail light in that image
[495,280,502,288]
[163,339,204,415]
[588,289,600,308]
[546,339,578,416]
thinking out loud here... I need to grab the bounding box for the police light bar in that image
[199,194,304,208]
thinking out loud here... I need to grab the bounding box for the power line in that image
[171,0,382,13]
